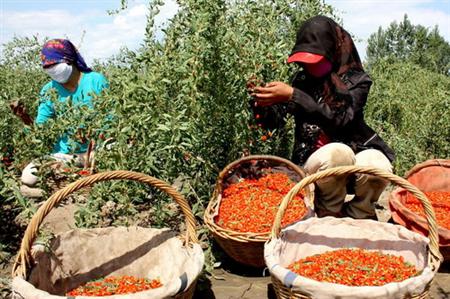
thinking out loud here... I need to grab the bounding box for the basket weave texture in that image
[268,165,442,299]
[12,170,201,299]
[204,155,313,267]
[389,159,450,260]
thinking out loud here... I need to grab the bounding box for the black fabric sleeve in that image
[249,100,288,130]
[289,71,372,130]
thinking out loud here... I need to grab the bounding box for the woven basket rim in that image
[13,170,200,279]
[389,190,450,234]
[405,159,450,179]
[270,273,430,299]
[390,159,450,233]
[204,155,311,243]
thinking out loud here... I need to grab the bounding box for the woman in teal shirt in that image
[21,39,108,187]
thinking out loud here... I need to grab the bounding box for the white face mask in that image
[44,62,73,83]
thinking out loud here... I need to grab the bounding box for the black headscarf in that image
[290,16,363,110]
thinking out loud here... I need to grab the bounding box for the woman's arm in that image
[289,71,372,130]
[35,83,58,125]
[94,73,109,94]
[251,81,295,130]
[250,100,288,130]
[35,99,55,125]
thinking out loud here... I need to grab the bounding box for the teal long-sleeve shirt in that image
[36,71,109,154]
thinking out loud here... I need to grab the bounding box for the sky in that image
[1,0,449,64]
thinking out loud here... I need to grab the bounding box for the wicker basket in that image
[390,159,450,260]
[204,155,313,268]
[268,166,443,299]
[12,170,201,299]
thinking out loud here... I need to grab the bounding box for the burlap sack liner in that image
[12,226,204,299]
[265,217,434,299]
[212,161,314,223]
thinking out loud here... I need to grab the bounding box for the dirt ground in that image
[2,190,449,299]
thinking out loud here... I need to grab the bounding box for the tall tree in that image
[366,14,450,75]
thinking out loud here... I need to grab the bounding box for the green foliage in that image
[0,35,44,69]
[365,15,449,174]
[366,59,450,175]
[0,0,336,265]
[2,0,448,279]
[0,167,35,268]
[366,14,450,75]
[0,36,49,168]
[79,0,337,230]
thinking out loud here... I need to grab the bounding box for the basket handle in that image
[270,166,443,270]
[12,170,199,279]
[216,155,307,192]
[405,159,450,179]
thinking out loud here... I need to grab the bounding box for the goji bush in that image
[366,60,450,172]
[0,0,449,289]
[0,0,336,278]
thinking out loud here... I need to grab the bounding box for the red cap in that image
[287,52,324,64]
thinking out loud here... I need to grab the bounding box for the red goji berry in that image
[77,169,92,176]
[288,248,417,286]
[66,275,162,296]
[215,172,307,233]
[404,191,450,229]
